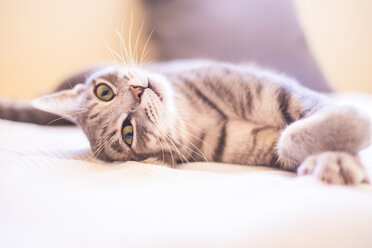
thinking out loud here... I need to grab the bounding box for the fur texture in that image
[1,60,371,185]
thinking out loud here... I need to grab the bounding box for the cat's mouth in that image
[148,81,162,100]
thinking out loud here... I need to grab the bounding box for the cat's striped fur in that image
[1,60,370,184]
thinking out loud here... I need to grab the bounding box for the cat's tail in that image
[0,98,73,125]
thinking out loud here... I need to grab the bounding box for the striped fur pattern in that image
[2,60,371,184]
[0,98,72,125]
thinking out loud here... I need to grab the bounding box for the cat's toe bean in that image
[297,155,317,176]
[297,152,370,185]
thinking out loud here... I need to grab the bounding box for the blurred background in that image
[0,0,371,99]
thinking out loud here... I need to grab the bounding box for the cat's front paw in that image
[297,152,370,185]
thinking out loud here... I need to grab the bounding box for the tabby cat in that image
[0,59,370,185]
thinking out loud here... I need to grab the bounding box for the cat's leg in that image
[277,105,371,184]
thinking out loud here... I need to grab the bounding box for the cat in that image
[0,59,370,185]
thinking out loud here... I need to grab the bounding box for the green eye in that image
[122,123,133,146]
[95,83,114,101]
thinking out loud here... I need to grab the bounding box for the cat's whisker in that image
[159,116,205,162]
[119,19,129,66]
[170,135,196,164]
[112,33,128,67]
[177,119,214,152]
[86,134,116,162]
[104,37,122,67]
[141,47,155,66]
[153,123,176,167]
[128,11,135,65]
[169,124,208,162]
[85,141,108,162]
[159,112,209,161]
[141,56,153,67]
[154,118,190,164]
[47,110,88,125]
[148,121,166,165]
[153,117,186,165]
[88,135,116,160]
[118,20,127,67]
[145,108,195,163]
[172,127,209,162]
[115,30,129,66]
[67,79,74,90]
[134,19,145,66]
[107,12,151,68]
[89,131,117,150]
[164,127,195,162]
[166,130,200,163]
[139,27,154,66]
[92,138,113,161]
[47,116,70,125]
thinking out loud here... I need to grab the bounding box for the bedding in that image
[0,92,372,248]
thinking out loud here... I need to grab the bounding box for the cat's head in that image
[32,66,179,162]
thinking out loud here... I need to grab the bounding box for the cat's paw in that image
[297,152,370,185]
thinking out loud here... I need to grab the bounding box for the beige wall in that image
[293,0,372,93]
[0,0,147,99]
[1,1,371,97]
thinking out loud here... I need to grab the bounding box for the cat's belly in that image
[180,117,280,165]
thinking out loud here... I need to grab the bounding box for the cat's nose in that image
[130,86,145,101]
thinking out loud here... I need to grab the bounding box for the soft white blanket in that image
[0,93,372,248]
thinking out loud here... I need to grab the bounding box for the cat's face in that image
[32,66,178,162]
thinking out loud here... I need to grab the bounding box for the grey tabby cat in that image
[0,59,370,185]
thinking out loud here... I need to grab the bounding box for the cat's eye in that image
[95,83,114,101]
[122,123,133,146]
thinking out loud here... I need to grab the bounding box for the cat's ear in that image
[31,84,85,120]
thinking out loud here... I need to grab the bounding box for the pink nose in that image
[130,86,145,101]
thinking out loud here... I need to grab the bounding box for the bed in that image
[1,92,372,248]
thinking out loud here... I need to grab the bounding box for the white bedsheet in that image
[1,92,372,248]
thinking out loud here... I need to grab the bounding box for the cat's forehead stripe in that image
[96,73,131,88]
[100,74,119,85]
